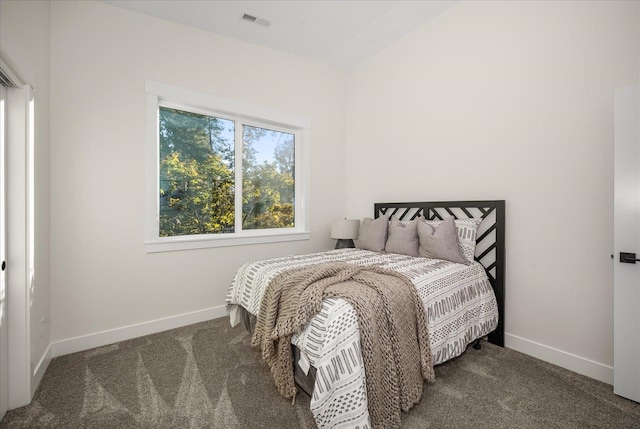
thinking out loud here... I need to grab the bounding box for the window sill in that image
[145,230,311,253]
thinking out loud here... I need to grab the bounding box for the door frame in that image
[0,81,8,421]
[613,83,640,403]
[1,50,33,410]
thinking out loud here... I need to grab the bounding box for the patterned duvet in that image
[225,248,498,429]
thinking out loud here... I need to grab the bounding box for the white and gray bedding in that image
[225,248,499,429]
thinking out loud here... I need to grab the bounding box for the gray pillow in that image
[385,216,419,257]
[424,217,482,262]
[355,216,388,252]
[417,216,468,264]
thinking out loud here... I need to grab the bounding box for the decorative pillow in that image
[424,217,482,262]
[355,216,388,252]
[385,216,419,257]
[417,216,468,264]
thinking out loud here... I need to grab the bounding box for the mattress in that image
[225,248,498,428]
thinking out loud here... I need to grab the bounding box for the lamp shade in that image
[331,219,360,240]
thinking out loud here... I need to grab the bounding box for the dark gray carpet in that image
[1,317,639,428]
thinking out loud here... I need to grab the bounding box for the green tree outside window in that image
[158,107,295,237]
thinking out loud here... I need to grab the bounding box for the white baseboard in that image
[505,333,614,385]
[51,305,228,358]
[48,312,614,385]
[32,343,52,397]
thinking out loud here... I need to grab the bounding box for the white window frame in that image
[145,80,310,253]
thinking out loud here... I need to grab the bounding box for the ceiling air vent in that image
[240,13,271,27]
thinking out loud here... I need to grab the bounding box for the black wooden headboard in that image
[374,200,505,347]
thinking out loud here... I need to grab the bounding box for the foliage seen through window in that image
[159,106,295,237]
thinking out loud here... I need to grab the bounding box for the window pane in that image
[242,125,295,230]
[158,106,235,236]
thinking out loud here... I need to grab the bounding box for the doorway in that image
[0,81,7,421]
[0,55,33,413]
[613,83,640,403]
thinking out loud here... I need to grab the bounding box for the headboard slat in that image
[477,225,496,243]
[477,244,496,262]
[460,207,474,218]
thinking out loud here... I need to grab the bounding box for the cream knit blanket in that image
[252,263,435,429]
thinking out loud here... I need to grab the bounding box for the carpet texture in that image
[1,316,639,428]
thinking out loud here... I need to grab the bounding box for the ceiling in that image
[101,1,457,70]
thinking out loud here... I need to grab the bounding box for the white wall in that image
[49,1,347,345]
[6,0,637,394]
[0,0,52,396]
[345,0,640,382]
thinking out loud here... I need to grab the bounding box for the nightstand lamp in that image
[331,219,360,249]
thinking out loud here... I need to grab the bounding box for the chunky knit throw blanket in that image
[252,262,435,429]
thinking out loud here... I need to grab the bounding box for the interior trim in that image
[51,305,227,358]
[505,333,613,385]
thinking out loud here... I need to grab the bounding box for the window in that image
[146,81,310,252]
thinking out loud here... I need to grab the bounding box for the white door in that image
[0,84,8,419]
[614,84,640,403]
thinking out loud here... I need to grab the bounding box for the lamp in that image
[331,219,360,249]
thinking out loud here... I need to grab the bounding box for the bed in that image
[225,200,505,428]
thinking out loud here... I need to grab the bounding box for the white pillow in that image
[424,217,482,262]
